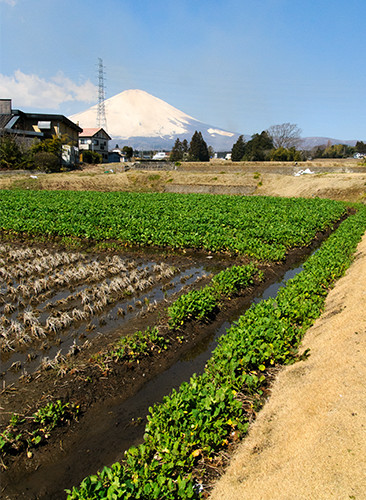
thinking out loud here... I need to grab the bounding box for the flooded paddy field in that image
[0,231,331,500]
[0,242,218,386]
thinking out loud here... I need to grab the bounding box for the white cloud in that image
[0,70,97,109]
[0,0,17,6]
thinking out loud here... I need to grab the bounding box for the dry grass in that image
[1,158,365,202]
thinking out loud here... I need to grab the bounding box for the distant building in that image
[79,128,111,163]
[0,98,82,166]
[108,148,129,163]
[152,151,169,160]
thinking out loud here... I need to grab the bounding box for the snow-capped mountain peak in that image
[70,89,239,150]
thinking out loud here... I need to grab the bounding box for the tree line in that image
[1,124,365,172]
[230,124,365,162]
[310,141,365,159]
[231,123,302,162]
[169,131,211,162]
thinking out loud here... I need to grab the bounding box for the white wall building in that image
[79,128,111,163]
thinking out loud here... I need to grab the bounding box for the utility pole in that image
[97,58,107,130]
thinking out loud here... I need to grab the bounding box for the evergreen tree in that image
[355,141,366,154]
[198,133,209,161]
[322,144,355,158]
[122,146,133,160]
[188,131,209,161]
[169,138,184,161]
[182,139,189,161]
[30,135,64,157]
[244,131,274,161]
[188,131,201,161]
[231,135,246,161]
[82,150,103,164]
[30,134,65,171]
[0,134,23,169]
[270,147,302,162]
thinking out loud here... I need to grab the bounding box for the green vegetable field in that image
[64,204,366,499]
[1,189,365,499]
[0,190,346,260]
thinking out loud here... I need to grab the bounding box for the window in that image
[38,121,51,129]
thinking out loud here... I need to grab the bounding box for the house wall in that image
[6,116,43,148]
[79,133,109,162]
[0,99,11,114]
[31,120,79,146]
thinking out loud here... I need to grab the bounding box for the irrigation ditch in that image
[0,220,343,500]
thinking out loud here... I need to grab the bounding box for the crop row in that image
[0,400,80,458]
[167,263,261,329]
[0,190,347,260]
[0,248,136,286]
[0,243,57,262]
[95,264,260,369]
[66,205,366,499]
[0,245,86,282]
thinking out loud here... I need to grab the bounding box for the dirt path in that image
[210,232,366,499]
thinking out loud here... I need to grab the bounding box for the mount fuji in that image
[70,89,240,151]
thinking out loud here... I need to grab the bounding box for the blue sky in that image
[0,0,365,139]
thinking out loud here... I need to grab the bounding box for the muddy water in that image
[5,256,307,500]
[1,261,215,385]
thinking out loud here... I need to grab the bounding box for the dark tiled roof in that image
[21,112,82,132]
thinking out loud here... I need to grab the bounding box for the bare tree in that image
[266,123,302,149]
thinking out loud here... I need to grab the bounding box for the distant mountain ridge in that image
[70,90,358,151]
[298,137,357,150]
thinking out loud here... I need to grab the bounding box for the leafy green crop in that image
[67,206,366,499]
[168,263,259,329]
[0,400,80,459]
[211,263,260,296]
[94,265,259,369]
[33,400,77,430]
[0,190,346,260]
[111,327,170,362]
[168,287,218,329]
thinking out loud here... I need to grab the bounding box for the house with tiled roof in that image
[0,99,82,166]
[79,128,111,163]
[0,99,82,147]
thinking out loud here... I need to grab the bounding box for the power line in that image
[97,58,107,130]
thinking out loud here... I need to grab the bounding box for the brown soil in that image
[210,231,366,500]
